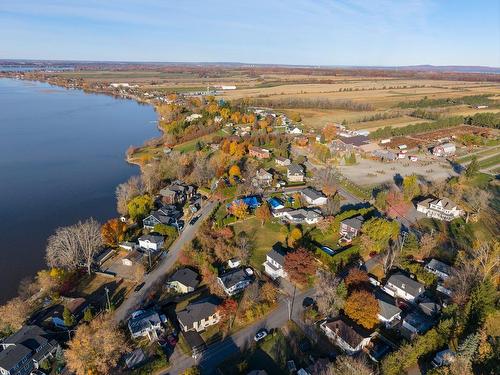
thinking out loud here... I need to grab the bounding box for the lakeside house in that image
[0,325,60,375]
[143,205,183,229]
[167,268,200,294]
[138,234,164,251]
[159,180,195,205]
[416,197,462,221]
[177,297,221,332]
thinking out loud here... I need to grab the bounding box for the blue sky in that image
[0,0,499,66]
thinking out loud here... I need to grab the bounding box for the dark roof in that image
[375,290,401,320]
[0,345,31,372]
[341,215,364,230]
[338,135,369,146]
[218,268,251,289]
[386,273,424,297]
[267,243,287,266]
[169,268,200,289]
[125,348,146,369]
[182,330,206,350]
[426,259,452,276]
[403,310,434,333]
[128,310,161,335]
[301,187,326,201]
[324,318,370,348]
[288,164,304,175]
[139,234,164,243]
[177,297,220,328]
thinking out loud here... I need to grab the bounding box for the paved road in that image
[162,288,315,375]
[113,200,218,323]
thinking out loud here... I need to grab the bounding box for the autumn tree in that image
[465,156,479,178]
[261,282,278,304]
[314,269,346,317]
[63,306,75,327]
[386,189,411,218]
[182,367,201,375]
[287,227,303,247]
[228,164,241,177]
[115,176,144,216]
[417,233,437,260]
[65,314,129,375]
[74,218,103,275]
[230,200,248,220]
[101,218,127,247]
[361,217,400,253]
[0,297,31,334]
[345,268,369,290]
[344,290,379,329]
[284,248,316,285]
[127,194,153,220]
[141,161,163,194]
[402,174,420,201]
[217,298,238,332]
[255,203,272,226]
[322,124,337,142]
[319,355,373,375]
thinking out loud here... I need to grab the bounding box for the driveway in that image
[162,287,315,375]
[113,200,218,323]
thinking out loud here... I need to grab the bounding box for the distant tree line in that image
[397,94,494,109]
[242,97,374,111]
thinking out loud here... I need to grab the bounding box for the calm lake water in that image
[0,78,157,303]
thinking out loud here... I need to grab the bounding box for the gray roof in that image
[0,325,57,372]
[403,310,434,333]
[169,268,200,289]
[341,215,364,230]
[386,273,424,297]
[128,310,162,335]
[375,290,401,320]
[218,268,251,289]
[301,187,326,201]
[287,164,304,175]
[139,234,164,244]
[323,318,369,348]
[267,244,287,266]
[125,348,146,369]
[338,135,369,146]
[177,297,220,328]
[426,259,452,276]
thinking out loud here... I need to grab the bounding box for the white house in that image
[287,164,305,183]
[275,156,291,166]
[254,168,273,186]
[217,268,253,296]
[433,142,456,157]
[283,208,323,225]
[375,290,402,328]
[186,113,203,122]
[138,234,164,251]
[320,318,373,355]
[300,187,328,206]
[383,273,425,303]
[263,245,288,280]
[416,197,462,221]
[288,126,303,134]
[177,297,221,332]
[128,310,165,341]
[425,259,453,280]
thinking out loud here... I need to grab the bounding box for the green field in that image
[478,154,500,169]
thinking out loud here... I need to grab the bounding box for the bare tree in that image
[141,161,162,194]
[319,355,374,375]
[471,240,499,282]
[447,262,480,306]
[75,218,103,275]
[314,269,345,317]
[46,226,81,270]
[115,175,144,216]
[382,241,401,274]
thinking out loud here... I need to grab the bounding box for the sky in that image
[0,0,499,66]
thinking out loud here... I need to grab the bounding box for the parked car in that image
[167,334,178,346]
[302,297,315,309]
[189,216,200,226]
[134,282,145,292]
[254,328,268,342]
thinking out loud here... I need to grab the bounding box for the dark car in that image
[302,297,315,309]
[167,334,178,346]
[189,216,200,226]
[134,282,145,292]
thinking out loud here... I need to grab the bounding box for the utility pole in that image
[287,285,297,321]
[104,287,111,312]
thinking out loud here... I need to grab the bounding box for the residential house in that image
[0,325,59,375]
[375,290,402,327]
[339,215,364,241]
[217,268,253,296]
[329,135,369,154]
[425,259,453,280]
[167,268,200,294]
[383,273,425,302]
[433,142,456,157]
[159,181,195,205]
[402,310,434,334]
[248,146,271,159]
[227,258,241,268]
[416,197,462,221]
[275,156,291,166]
[143,205,182,229]
[254,169,273,186]
[288,126,303,134]
[94,248,115,267]
[283,208,323,224]
[287,164,305,183]
[301,187,328,206]
[320,318,373,355]
[122,250,144,267]
[138,234,164,251]
[124,349,146,370]
[177,297,221,332]
[263,244,288,280]
[128,310,165,341]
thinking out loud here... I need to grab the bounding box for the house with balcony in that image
[339,215,364,242]
[416,197,462,221]
[263,244,288,280]
[128,310,165,341]
[138,234,164,251]
[383,273,425,303]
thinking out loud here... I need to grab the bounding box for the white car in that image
[254,328,268,342]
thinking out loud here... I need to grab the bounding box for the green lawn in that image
[478,153,500,169]
[232,218,286,270]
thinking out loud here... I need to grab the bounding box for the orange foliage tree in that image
[101,218,127,247]
[345,268,369,291]
[322,124,337,141]
[344,290,379,329]
[255,204,272,226]
[284,248,316,285]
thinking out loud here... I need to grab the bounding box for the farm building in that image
[433,143,456,157]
